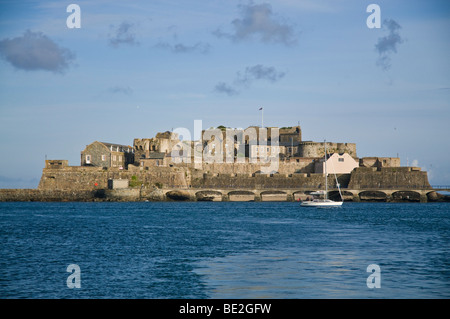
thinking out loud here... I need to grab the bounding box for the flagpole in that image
[260,107,264,128]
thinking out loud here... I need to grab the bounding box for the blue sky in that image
[0,0,449,188]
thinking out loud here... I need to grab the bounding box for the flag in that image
[259,107,263,110]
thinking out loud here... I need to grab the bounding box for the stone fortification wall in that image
[38,165,191,191]
[191,173,349,190]
[299,142,357,158]
[180,160,316,176]
[38,163,432,193]
[348,167,431,189]
[38,166,109,190]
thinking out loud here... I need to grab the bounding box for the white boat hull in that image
[300,200,343,207]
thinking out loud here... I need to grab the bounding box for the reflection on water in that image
[194,248,367,298]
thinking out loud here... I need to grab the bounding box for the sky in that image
[0,0,449,188]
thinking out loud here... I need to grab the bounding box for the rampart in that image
[299,142,357,158]
[348,167,431,189]
[1,160,444,203]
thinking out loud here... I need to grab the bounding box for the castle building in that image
[133,131,180,160]
[78,125,403,176]
[81,141,134,169]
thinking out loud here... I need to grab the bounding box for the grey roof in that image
[147,152,166,159]
[100,142,132,152]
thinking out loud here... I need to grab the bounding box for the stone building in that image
[140,152,168,169]
[133,131,180,161]
[279,126,301,157]
[200,125,300,161]
[81,141,134,169]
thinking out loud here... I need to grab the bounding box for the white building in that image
[315,153,358,174]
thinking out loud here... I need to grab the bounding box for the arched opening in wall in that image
[228,190,254,196]
[228,190,255,202]
[260,191,287,202]
[293,191,308,201]
[196,190,222,201]
[359,191,387,202]
[166,190,191,201]
[392,191,421,202]
[328,190,353,201]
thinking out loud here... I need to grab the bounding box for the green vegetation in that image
[129,175,141,188]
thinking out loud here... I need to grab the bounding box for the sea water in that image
[0,201,449,299]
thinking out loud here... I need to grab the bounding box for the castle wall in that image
[359,157,400,169]
[299,142,357,158]
[348,167,431,189]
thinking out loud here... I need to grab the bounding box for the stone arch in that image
[166,190,192,201]
[196,190,222,201]
[260,190,287,195]
[392,191,421,202]
[328,190,354,201]
[293,191,309,201]
[228,190,255,201]
[260,190,287,202]
[359,190,387,202]
[228,190,255,196]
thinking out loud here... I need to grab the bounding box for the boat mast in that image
[324,140,327,200]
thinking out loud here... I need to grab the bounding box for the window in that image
[113,155,117,161]
[85,155,91,164]
[101,155,106,161]
[338,158,344,162]
[119,155,122,162]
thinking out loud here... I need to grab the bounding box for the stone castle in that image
[17,123,441,203]
[80,125,360,172]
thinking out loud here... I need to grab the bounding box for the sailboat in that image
[301,140,343,207]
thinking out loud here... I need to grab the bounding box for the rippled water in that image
[0,202,449,298]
